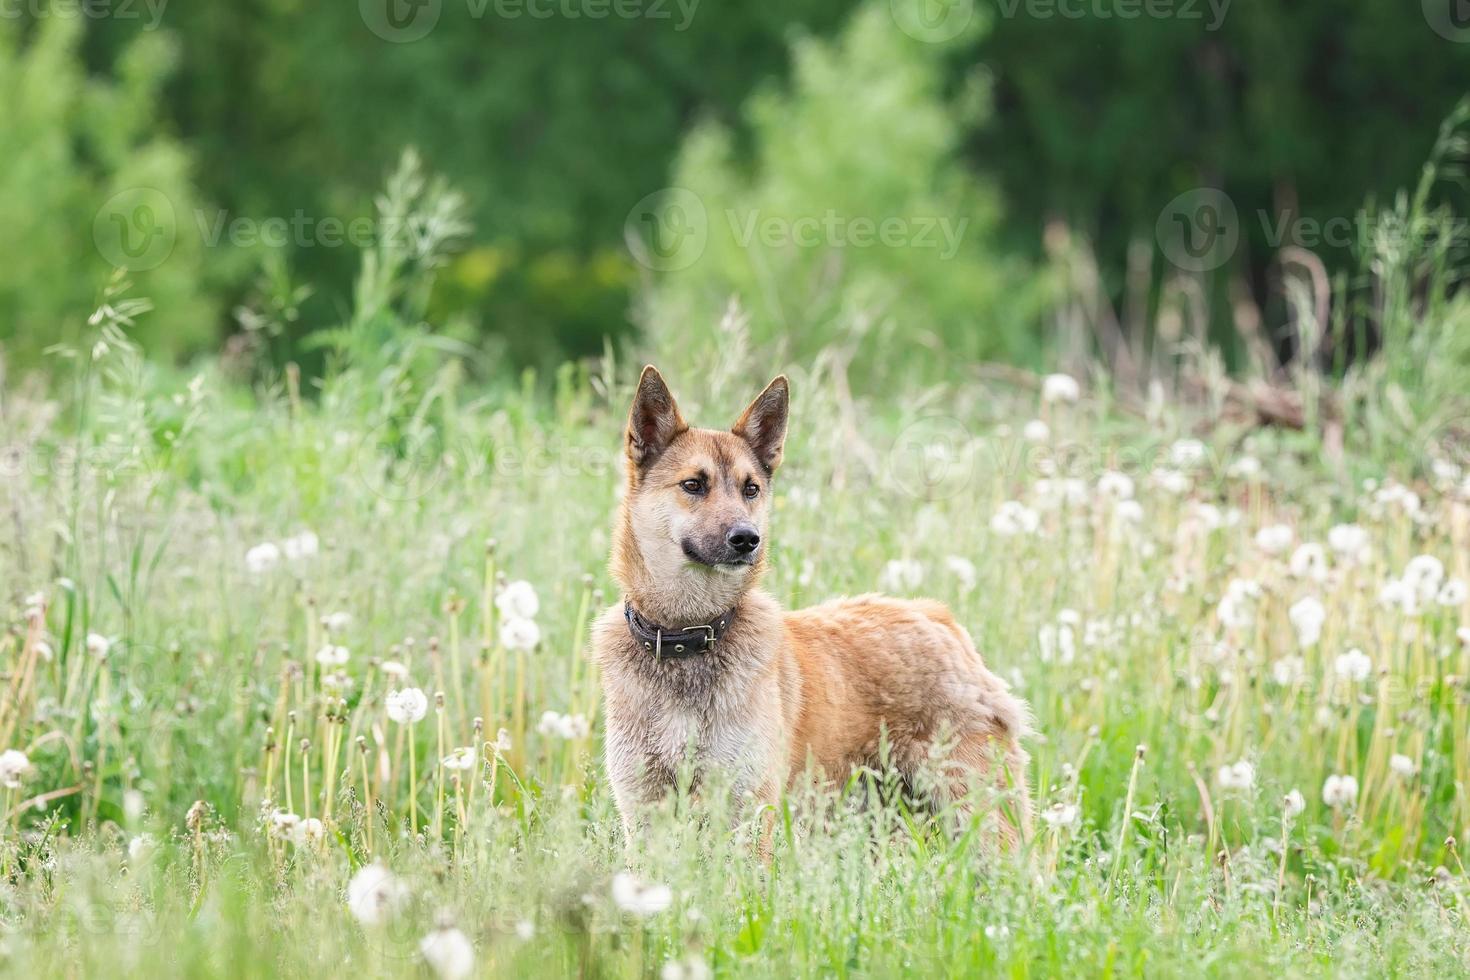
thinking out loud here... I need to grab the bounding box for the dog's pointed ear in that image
[733,375,789,474]
[627,365,687,469]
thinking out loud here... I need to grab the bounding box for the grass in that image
[5,142,1470,974]
[2,298,1470,977]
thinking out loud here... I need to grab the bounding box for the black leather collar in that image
[624,601,737,659]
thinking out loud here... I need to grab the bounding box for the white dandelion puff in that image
[1041,373,1081,404]
[1322,774,1359,809]
[346,864,409,927]
[385,687,429,724]
[612,872,672,916]
[500,616,542,652]
[420,925,475,980]
[496,580,541,621]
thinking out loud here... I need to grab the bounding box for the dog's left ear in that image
[733,375,789,474]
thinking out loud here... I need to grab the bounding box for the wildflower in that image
[420,924,475,980]
[1288,597,1327,648]
[281,530,319,561]
[1097,471,1135,500]
[661,955,712,980]
[0,749,31,789]
[537,711,590,739]
[514,920,535,941]
[1170,439,1207,468]
[1254,524,1294,555]
[612,872,672,916]
[34,639,53,662]
[1390,754,1418,779]
[944,556,977,593]
[1041,802,1080,830]
[1283,789,1306,819]
[295,817,325,846]
[1215,760,1256,792]
[879,558,925,591]
[1438,579,1468,608]
[1289,544,1329,582]
[1227,455,1262,479]
[127,834,156,862]
[1373,483,1420,518]
[1115,500,1144,524]
[268,809,301,841]
[494,729,513,753]
[1328,524,1370,562]
[321,611,352,633]
[380,660,409,680]
[1459,627,1470,647]
[86,632,112,660]
[500,617,542,652]
[989,501,1039,537]
[1150,468,1190,496]
[1378,578,1419,616]
[23,592,45,620]
[1037,622,1076,665]
[347,863,409,927]
[245,541,282,574]
[1271,656,1304,686]
[442,747,477,771]
[315,645,350,667]
[496,580,541,621]
[1217,578,1262,630]
[1022,419,1051,443]
[385,687,429,724]
[1322,774,1359,809]
[1404,555,1446,602]
[1034,477,1088,510]
[1333,648,1372,683]
[1041,373,1080,404]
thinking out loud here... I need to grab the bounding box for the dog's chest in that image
[629,684,770,796]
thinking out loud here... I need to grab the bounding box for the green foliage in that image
[640,4,1048,382]
[0,15,222,366]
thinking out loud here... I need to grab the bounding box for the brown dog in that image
[593,367,1030,845]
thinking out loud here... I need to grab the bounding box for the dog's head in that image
[616,366,788,592]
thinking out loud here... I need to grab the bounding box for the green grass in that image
[2,289,1470,978]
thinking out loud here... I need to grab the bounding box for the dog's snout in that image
[727,524,761,555]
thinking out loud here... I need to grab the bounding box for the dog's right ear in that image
[626,365,687,469]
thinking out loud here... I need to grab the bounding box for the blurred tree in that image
[0,15,224,366]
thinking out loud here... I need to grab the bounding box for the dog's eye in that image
[680,478,705,494]
[743,481,760,499]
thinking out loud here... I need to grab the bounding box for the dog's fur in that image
[593,367,1031,845]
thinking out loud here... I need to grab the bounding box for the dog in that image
[593,366,1031,847]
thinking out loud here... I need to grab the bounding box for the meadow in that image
[3,260,1470,977]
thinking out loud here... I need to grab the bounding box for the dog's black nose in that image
[727,524,761,555]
